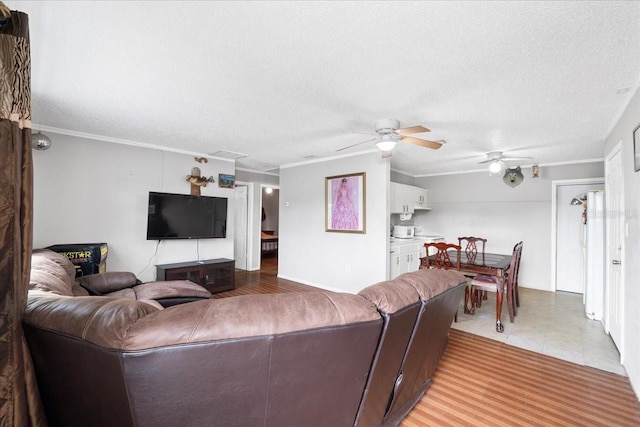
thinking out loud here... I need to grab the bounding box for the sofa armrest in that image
[76,272,140,295]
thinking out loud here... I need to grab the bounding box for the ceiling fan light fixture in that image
[489,160,504,174]
[376,133,397,152]
[376,140,397,152]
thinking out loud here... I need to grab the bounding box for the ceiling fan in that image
[337,119,445,158]
[479,151,533,174]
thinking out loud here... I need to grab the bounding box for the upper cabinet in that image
[414,187,430,210]
[391,182,414,214]
[390,183,430,214]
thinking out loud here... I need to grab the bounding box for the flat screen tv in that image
[146,192,228,240]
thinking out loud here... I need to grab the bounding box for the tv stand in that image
[156,258,235,294]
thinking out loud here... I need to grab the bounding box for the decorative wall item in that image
[325,172,366,233]
[218,173,235,188]
[31,131,51,150]
[634,123,640,172]
[503,166,524,187]
[195,156,208,163]
[186,166,214,195]
[532,164,539,178]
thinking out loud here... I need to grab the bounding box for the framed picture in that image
[325,172,366,233]
[634,123,640,172]
[218,173,235,188]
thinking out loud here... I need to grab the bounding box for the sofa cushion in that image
[122,292,380,350]
[104,288,137,300]
[398,268,467,300]
[131,280,211,301]
[358,279,419,314]
[76,271,139,295]
[30,249,76,296]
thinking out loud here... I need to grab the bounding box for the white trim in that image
[235,166,280,177]
[32,124,235,163]
[279,148,379,169]
[550,177,605,293]
[603,141,624,363]
[412,158,605,178]
[235,181,256,271]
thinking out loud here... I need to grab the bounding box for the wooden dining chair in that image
[469,241,523,330]
[422,242,461,270]
[508,241,524,316]
[458,236,487,265]
[458,236,487,313]
[422,242,462,321]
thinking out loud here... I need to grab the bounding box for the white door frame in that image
[233,185,249,270]
[551,177,604,292]
[235,181,255,271]
[604,141,624,359]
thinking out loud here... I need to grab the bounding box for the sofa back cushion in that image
[29,249,76,296]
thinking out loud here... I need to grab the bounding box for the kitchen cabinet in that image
[389,241,420,279]
[414,187,430,210]
[390,182,429,213]
[391,183,415,214]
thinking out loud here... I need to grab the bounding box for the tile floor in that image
[451,287,627,376]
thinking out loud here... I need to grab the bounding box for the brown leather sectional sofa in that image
[24,249,466,427]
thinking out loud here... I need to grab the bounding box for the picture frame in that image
[218,173,235,188]
[325,172,366,233]
[634,123,640,172]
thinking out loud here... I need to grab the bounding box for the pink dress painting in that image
[331,177,359,230]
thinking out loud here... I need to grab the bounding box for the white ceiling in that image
[14,1,640,176]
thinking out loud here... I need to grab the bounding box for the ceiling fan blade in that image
[396,125,430,136]
[336,137,377,152]
[503,156,533,161]
[381,150,392,159]
[400,136,444,150]
[478,155,532,164]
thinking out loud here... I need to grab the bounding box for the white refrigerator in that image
[584,190,605,321]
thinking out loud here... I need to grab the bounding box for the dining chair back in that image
[457,236,487,265]
[422,242,463,322]
[509,241,524,315]
[458,236,488,312]
[422,242,461,270]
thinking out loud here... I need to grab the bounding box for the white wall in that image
[603,87,640,398]
[413,162,604,291]
[278,152,389,293]
[32,133,236,282]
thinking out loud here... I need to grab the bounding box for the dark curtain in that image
[0,8,46,427]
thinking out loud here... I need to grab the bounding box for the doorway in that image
[552,179,604,294]
[260,186,279,271]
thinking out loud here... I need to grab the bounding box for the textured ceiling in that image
[14,1,640,176]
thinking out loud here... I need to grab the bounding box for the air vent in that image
[208,150,248,160]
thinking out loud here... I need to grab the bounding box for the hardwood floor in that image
[219,260,640,426]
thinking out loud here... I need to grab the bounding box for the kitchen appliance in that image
[583,190,605,321]
[393,225,415,239]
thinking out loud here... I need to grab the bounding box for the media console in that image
[156,258,235,294]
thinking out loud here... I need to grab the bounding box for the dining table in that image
[426,250,512,332]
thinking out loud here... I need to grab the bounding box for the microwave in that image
[393,225,415,239]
